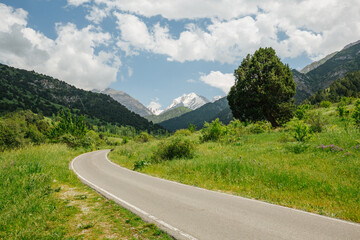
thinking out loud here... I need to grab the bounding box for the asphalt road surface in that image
[70,150,360,240]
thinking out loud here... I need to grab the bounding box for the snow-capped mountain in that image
[164,93,209,112]
[147,101,164,116]
[212,95,223,102]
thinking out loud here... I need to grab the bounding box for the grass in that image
[109,105,360,223]
[0,144,171,239]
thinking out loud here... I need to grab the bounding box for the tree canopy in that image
[227,47,296,127]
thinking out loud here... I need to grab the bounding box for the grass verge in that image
[0,144,171,239]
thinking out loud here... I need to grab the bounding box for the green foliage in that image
[50,109,88,138]
[223,119,245,143]
[246,121,272,134]
[134,132,152,143]
[174,129,192,136]
[288,120,312,142]
[320,101,331,108]
[337,104,350,119]
[307,71,360,104]
[200,119,227,142]
[0,63,161,132]
[187,124,197,133]
[133,160,151,171]
[228,47,296,127]
[352,100,360,127]
[306,111,328,133]
[295,104,311,120]
[152,138,195,163]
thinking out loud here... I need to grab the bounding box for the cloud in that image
[0,3,120,90]
[67,0,91,7]
[91,0,259,20]
[200,71,235,93]
[107,0,360,64]
[147,97,163,115]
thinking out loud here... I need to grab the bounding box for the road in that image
[70,150,360,240]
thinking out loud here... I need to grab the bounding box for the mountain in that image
[300,52,338,74]
[145,106,192,124]
[95,88,152,117]
[159,97,230,132]
[164,93,209,112]
[0,63,161,131]
[147,102,163,115]
[293,40,360,104]
[307,71,360,104]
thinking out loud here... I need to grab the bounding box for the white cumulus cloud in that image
[200,71,235,93]
[0,3,120,90]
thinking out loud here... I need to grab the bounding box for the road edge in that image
[70,149,197,240]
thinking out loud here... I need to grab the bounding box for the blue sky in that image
[1,0,360,111]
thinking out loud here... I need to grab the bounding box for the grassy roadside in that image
[0,144,171,239]
[109,106,360,223]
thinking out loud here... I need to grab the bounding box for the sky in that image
[1,0,360,111]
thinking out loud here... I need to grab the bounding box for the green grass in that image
[0,144,171,239]
[109,106,360,223]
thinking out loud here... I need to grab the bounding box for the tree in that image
[227,47,296,127]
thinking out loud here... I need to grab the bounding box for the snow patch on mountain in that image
[147,101,163,115]
[165,93,209,112]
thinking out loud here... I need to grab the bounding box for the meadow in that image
[109,101,360,223]
[0,144,171,239]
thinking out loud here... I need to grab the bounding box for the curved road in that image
[70,150,360,240]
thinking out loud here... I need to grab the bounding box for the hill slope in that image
[0,63,161,131]
[307,71,360,104]
[145,106,192,124]
[159,97,230,131]
[94,88,152,117]
[293,40,360,104]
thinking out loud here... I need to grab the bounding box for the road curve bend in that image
[70,150,360,240]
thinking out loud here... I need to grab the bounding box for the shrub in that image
[151,138,195,163]
[187,124,197,133]
[135,132,152,143]
[0,122,23,151]
[133,160,151,171]
[224,119,245,143]
[320,101,331,108]
[246,121,272,134]
[352,100,360,127]
[295,104,311,120]
[287,120,312,142]
[25,124,46,144]
[174,129,192,136]
[337,104,350,119]
[306,111,328,133]
[200,119,226,142]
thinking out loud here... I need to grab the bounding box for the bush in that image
[135,132,152,143]
[337,104,350,119]
[295,104,311,120]
[151,138,195,163]
[187,124,197,133]
[174,129,192,136]
[200,119,226,142]
[246,121,272,134]
[224,119,245,143]
[25,124,46,144]
[0,122,23,151]
[306,111,328,133]
[292,121,312,142]
[320,101,331,108]
[352,100,360,127]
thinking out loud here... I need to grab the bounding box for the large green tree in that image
[227,47,296,127]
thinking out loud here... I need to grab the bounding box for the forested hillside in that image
[0,63,161,131]
[307,71,360,104]
[293,41,360,104]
